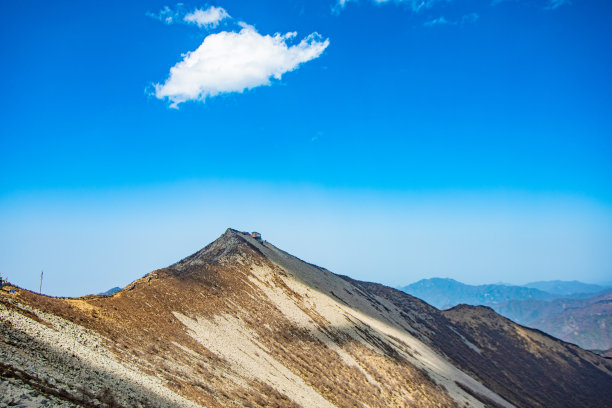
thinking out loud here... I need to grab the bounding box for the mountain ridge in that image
[524,280,608,296]
[400,277,612,350]
[399,278,556,310]
[2,228,611,407]
[494,289,612,350]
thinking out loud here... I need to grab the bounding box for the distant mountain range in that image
[399,278,612,350]
[399,278,556,310]
[523,280,607,296]
[495,292,612,350]
[99,286,121,296]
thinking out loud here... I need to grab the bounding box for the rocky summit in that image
[1,228,611,407]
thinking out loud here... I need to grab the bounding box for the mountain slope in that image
[400,277,612,350]
[2,229,611,407]
[494,290,612,350]
[348,279,612,408]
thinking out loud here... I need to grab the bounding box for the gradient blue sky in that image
[1,0,611,296]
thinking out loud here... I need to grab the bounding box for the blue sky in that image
[1,0,611,296]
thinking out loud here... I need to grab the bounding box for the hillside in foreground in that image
[1,229,611,407]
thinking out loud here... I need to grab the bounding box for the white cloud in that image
[154,25,330,107]
[335,0,572,13]
[461,12,479,23]
[424,12,478,26]
[146,5,180,25]
[184,6,230,28]
[335,0,448,13]
[493,0,573,9]
[147,5,230,29]
[546,0,571,9]
[332,0,355,13]
[424,15,451,26]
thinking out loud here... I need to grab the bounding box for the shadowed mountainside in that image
[346,278,612,408]
[2,229,611,407]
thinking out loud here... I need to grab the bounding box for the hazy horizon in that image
[2,183,611,297]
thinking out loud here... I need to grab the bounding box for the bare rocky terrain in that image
[2,228,611,407]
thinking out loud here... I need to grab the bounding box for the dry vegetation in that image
[2,229,611,407]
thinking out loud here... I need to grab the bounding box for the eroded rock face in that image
[2,228,611,407]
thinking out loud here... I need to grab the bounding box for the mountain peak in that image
[170,228,264,271]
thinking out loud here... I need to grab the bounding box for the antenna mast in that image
[40,270,43,294]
